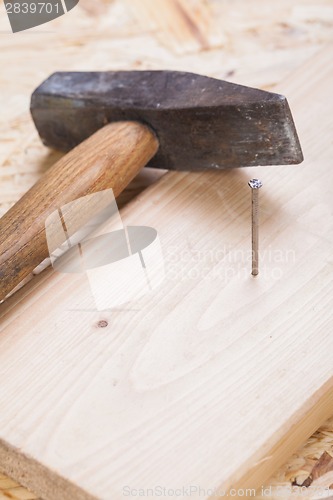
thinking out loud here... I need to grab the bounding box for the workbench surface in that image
[0,1,333,499]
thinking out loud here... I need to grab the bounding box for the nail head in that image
[248,179,263,189]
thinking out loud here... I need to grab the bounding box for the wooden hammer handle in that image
[0,121,159,301]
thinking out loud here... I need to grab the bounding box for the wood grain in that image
[0,45,332,499]
[0,121,158,301]
[0,471,38,500]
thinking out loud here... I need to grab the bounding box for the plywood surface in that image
[0,36,333,500]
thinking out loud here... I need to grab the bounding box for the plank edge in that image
[0,439,96,500]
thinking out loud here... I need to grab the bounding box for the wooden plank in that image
[0,45,333,499]
[123,0,226,54]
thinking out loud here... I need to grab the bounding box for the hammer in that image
[0,71,303,301]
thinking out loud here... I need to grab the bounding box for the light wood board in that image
[0,42,333,499]
[1,0,333,497]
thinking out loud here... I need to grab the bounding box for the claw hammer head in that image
[31,70,303,170]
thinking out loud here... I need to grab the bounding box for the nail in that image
[248,179,263,276]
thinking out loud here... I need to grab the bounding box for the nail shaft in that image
[248,179,263,276]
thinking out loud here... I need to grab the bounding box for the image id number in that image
[5,3,61,14]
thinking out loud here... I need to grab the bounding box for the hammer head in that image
[31,71,303,171]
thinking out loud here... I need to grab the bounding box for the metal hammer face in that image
[30,70,303,170]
